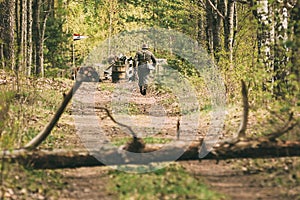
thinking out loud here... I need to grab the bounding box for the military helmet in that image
[142,44,149,49]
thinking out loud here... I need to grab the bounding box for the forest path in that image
[57,81,290,200]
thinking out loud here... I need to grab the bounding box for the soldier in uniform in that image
[133,44,157,95]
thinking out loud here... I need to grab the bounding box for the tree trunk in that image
[22,0,27,74]
[0,1,4,69]
[205,0,214,58]
[273,1,295,96]
[16,0,27,74]
[27,0,33,76]
[224,0,235,66]
[33,0,42,76]
[4,0,16,71]
[290,0,300,86]
[197,11,206,47]
[256,0,275,92]
[33,0,49,77]
[205,0,223,62]
[212,0,222,60]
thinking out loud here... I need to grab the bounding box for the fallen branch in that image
[4,139,300,169]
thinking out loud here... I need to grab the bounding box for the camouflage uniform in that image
[134,44,157,95]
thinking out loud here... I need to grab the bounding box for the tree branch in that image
[237,80,249,138]
[206,0,225,19]
[267,112,298,141]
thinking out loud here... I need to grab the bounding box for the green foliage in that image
[44,9,71,71]
[108,164,226,200]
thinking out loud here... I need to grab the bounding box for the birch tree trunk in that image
[224,0,235,66]
[33,0,50,77]
[0,1,5,69]
[256,0,275,92]
[22,0,27,74]
[273,1,297,96]
[27,0,33,76]
[16,0,27,74]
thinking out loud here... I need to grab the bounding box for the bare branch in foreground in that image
[24,67,99,150]
[237,80,249,138]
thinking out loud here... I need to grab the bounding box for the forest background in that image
[1,0,299,106]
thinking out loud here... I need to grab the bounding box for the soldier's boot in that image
[139,86,144,95]
[142,85,147,96]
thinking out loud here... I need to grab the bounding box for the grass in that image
[0,164,65,200]
[112,102,141,115]
[232,157,300,199]
[108,164,227,200]
[98,82,115,92]
[0,73,72,199]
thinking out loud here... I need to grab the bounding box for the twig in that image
[267,112,298,141]
[197,0,207,9]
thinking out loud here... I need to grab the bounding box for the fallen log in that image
[2,140,300,169]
